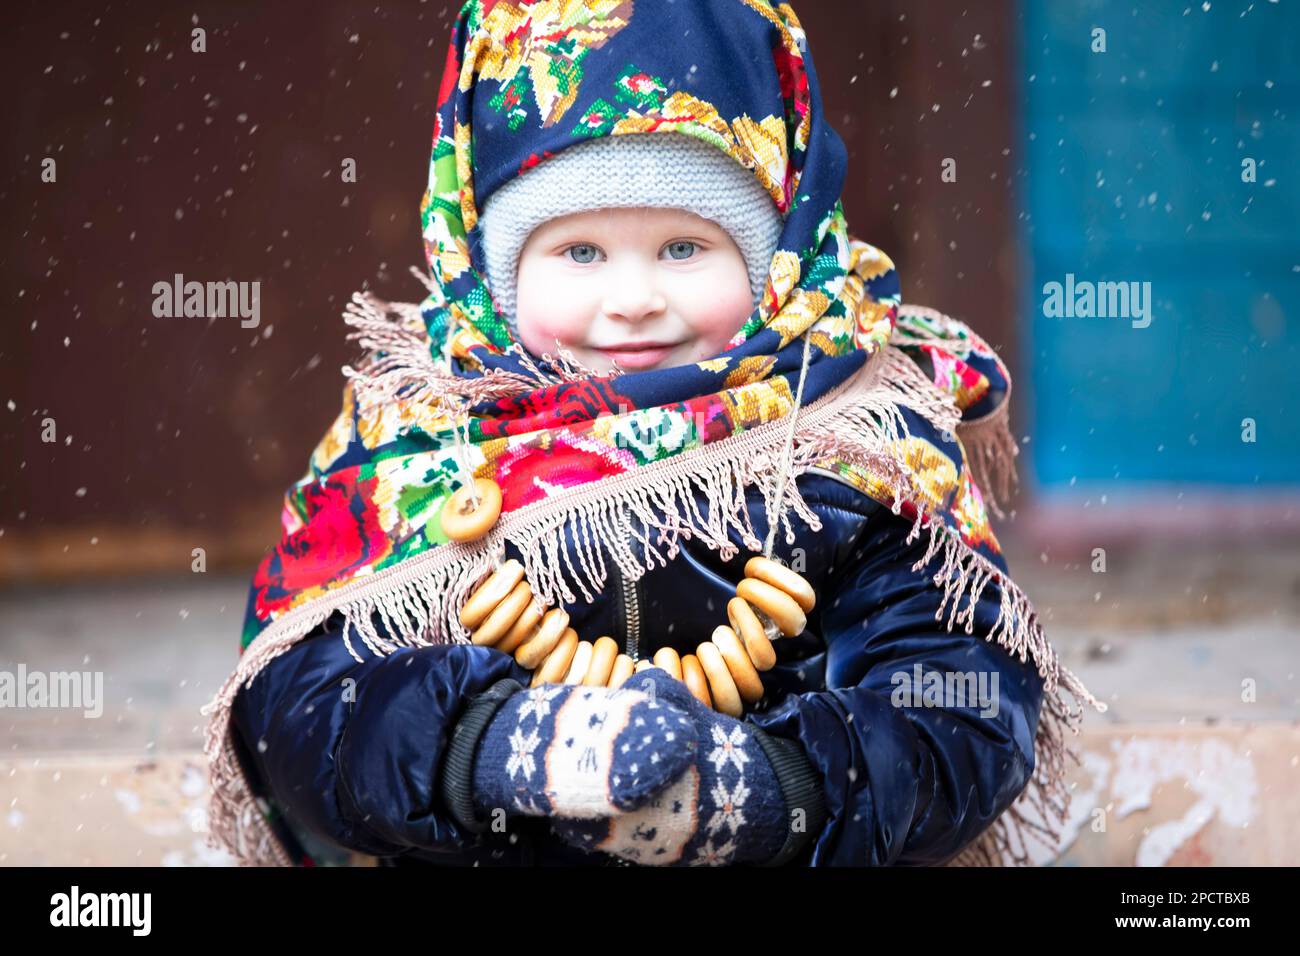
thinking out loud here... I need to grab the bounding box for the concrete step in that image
[2,721,1295,866]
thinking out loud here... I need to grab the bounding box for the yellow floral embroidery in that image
[850,239,896,284]
[449,319,491,364]
[760,250,803,323]
[732,113,789,211]
[890,437,960,513]
[856,298,894,349]
[721,377,794,428]
[951,465,1000,551]
[610,92,730,139]
[311,385,357,474]
[455,121,478,234]
[723,355,777,389]
[768,288,830,348]
[463,0,635,128]
[816,437,960,516]
[357,399,454,451]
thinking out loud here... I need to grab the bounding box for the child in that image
[204,0,1104,867]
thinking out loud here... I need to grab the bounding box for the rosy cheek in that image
[515,280,589,352]
[692,285,755,348]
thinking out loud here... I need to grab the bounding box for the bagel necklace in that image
[438,332,818,718]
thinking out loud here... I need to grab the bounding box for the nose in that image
[600,258,667,326]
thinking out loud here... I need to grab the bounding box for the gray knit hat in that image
[477,133,784,339]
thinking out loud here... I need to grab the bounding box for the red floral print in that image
[250,475,390,621]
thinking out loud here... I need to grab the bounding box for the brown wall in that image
[0,1,1019,581]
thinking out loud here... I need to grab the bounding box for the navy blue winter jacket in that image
[230,469,1045,866]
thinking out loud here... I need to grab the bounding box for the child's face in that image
[514,206,755,373]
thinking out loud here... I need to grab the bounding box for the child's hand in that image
[550,668,791,866]
[470,681,697,824]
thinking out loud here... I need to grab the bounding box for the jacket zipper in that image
[620,567,641,664]
[608,563,641,868]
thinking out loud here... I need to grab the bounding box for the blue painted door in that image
[1018,1,1298,490]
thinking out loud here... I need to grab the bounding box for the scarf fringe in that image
[340,290,547,410]
[203,341,1102,868]
[892,303,1020,518]
[513,339,623,384]
[958,401,1020,519]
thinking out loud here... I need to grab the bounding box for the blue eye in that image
[565,244,600,264]
[664,240,696,260]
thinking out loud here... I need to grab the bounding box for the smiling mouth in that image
[594,341,686,369]
[595,341,683,352]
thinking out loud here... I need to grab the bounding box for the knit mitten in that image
[470,681,698,823]
[550,668,791,866]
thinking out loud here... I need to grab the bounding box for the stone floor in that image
[2,532,1297,866]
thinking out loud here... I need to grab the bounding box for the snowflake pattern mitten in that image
[550,667,791,866]
[470,681,698,822]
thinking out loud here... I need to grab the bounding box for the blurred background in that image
[1,1,1297,865]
